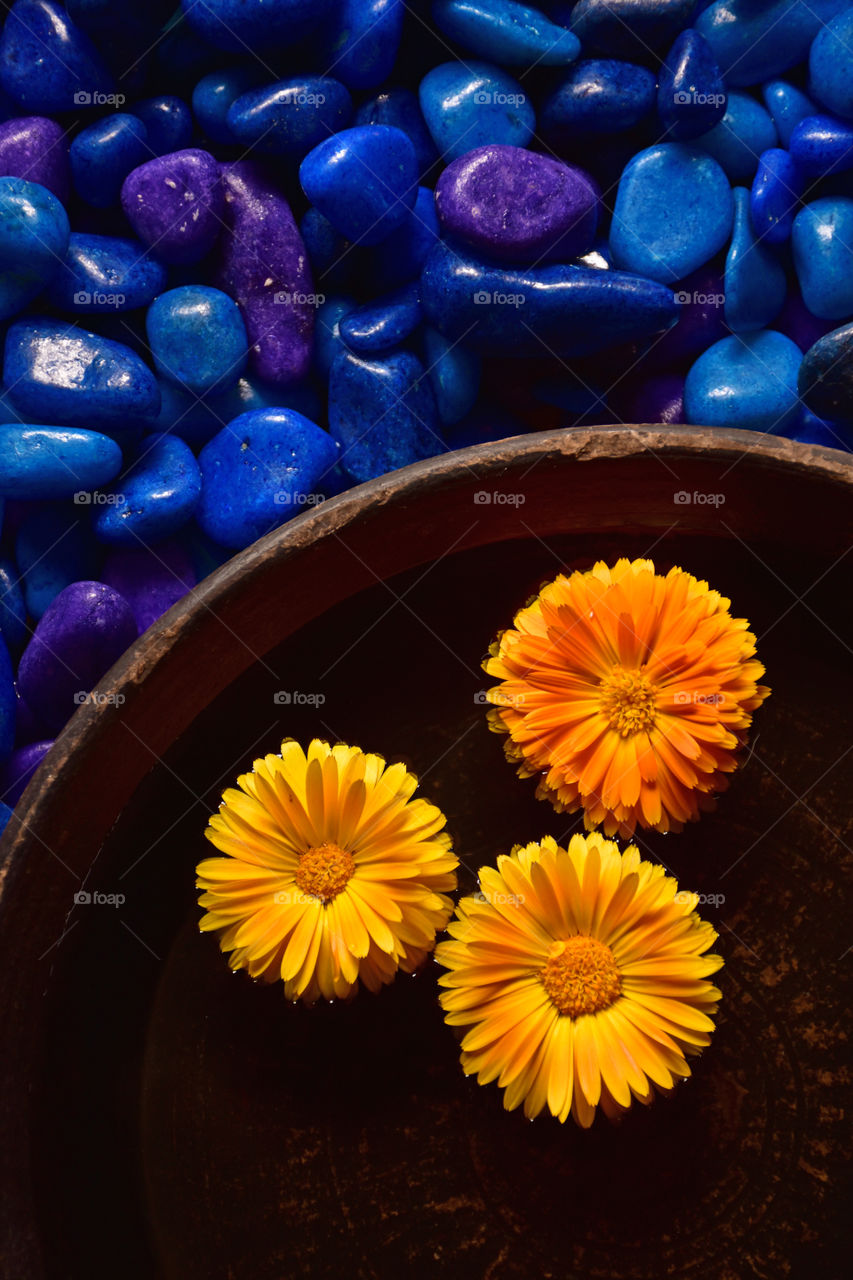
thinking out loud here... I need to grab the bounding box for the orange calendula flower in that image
[435,833,723,1128]
[197,739,458,1003]
[483,558,770,837]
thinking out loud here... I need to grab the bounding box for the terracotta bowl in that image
[1,426,851,1279]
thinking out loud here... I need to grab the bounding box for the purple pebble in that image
[101,541,197,634]
[0,116,69,202]
[216,161,315,386]
[17,581,138,734]
[622,373,685,424]
[1,740,53,808]
[435,144,598,263]
[644,264,728,370]
[121,148,223,264]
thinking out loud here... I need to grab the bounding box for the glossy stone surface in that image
[610,143,734,284]
[658,28,726,141]
[419,62,534,162]
[696,0,850,86]
[327,0,405,92]
[749,148,800,244]
[354,88,437,176]
[809,9,853,121]
[433,0,580,66]
[299,126,417,246]
[146,285,248,392]
[0,116,69,201]
[133,96,193,156]
[694,91,777,182]
[0,425,122,500]
[17,580,138,733]
[121,149,223,265]
[197,408,339,548]
[329,349,440,483]
[14,505,97,619]
[724,186,786,333]
[420,240,678,356]
[541,58,656,139]
[227,78,353,157]
[313,296,357,379]
[69,114,149,208]
[0,0,113,112]
[434,144,598,263]
[792,197,853,321]
[101,541,198,634]
[216,162,316,387]
[46,233,167,313]
[338,284,421,353]
[684,330,803,432]
[92,434,202,545]
[761,80,816,148]
[790,114,853,176]
[798,321,853,422]
[192,67,261,147]
[0,176,69,320]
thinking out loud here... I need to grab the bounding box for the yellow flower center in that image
[294,842,356,903]
[540,936,622,1017]
[599,665,657,736]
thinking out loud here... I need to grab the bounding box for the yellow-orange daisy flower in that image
[197,738,458,1003]
[435,833,723,1127]
[483,558,770,837]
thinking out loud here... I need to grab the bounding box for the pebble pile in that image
[1,0,853,817]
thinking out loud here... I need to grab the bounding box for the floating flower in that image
[483,558,770,837]
[197,738,458,1003]
[435,833,723,1127]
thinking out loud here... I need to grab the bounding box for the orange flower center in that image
[599,665,657,737]
[294,842,355,902]
[540,936,622,1017]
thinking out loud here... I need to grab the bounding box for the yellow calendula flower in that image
[436,833,723,1127]
[483,558,770,837]
[197,739,458,1003]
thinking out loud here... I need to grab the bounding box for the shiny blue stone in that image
[69,114,149,209]
[422,326,481,425]
[314,296,358,378]
[419,62,534,161]
[696,0,850,87]
[684,330,803,432]
[809,9,853,121]
[46,233,167,313]
[192,68,262,146]
[3,321,160,428]
[792,197,853,321]
[790,114,853,176]
[14,506,98,619]
[146,285,248,393]
[0,177,70,321]
[798,321,853,424]
[749,148,800,245]
[0,424,122,499]
[762,80,816,148]
[92,433,202,545]
[541,59,657,140]
[370,187,440,290]
[133,96,193,156]
[610,143,734,284]
[355,89,438,175]
[570,0,697,63]
[196,408,340,549]
[724,186,786,332]
[0,0,113,113]
[658,29,726,141]
[0,559,27,654]
[299,126,417,246]
[694,91,777,183]
[227,78,353,157]
[327,1,404,91]
[339,284,421,353]
[329,350,440,483]
[433,0,580,66]
[420,240,678,356]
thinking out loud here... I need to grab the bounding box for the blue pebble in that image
[196,408,340,549]
[696,0,850,87]
[314,296,358,378]
[133,96,193,156]
[422,326,481,425]
[192,68,263,146]
[4,321,160,428]
[792,197,853,321]
[339,284,421,354]
[0,559,27,654]
[327,1,404,91]
[227,77,353,157]
[355,89,438,176]
[610,143,734,284]
[0,177,70,321]
[180,0,336,51]
[570,0,697,63]
[209,376,324,429]
[46,233,167,313]
[92,433,202,545]
[541,59,657,140]
[370,186,440,290]
[798,321,853,423]
[0,0,113,113]
[300,207,354,290]
[0,634,14,763]
[299,125,417,246]
[684,330,803,432]
[433,0,580,66]
[0,800,12,835]
[762,80,816,148]
[420,241,678,356]
[790,113,853,175]
[750,148,801,244]
[0,425,122,500]
[419,62,535,162]
[789,408,853,451]
[809,10,853,121]
[329,350,440,483]
[146,285,248,393]
[694,91,777,183]
[724,186,786,332]
[69,114,149,209]
[15,505,98,618]
[658,29,726,141]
